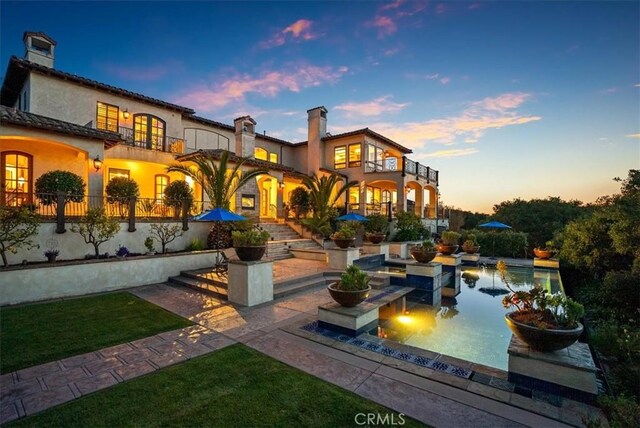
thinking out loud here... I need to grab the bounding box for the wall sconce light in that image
[122,108,130,120]
[279,181,285,189]
[93,155,103,172]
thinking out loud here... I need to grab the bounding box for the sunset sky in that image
[1,1,638,213]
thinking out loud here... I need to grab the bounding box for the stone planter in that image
[234,245,266,262]
[410,249,438,264]
[366,233,385,244]
[327,282,371,307]
[333,238,355,249]
[533,248,554,259]
[46,254,57,263]
[505,312,583,352]
[462,245,480,254]
[436,244,458,255]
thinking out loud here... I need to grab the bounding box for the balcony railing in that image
[364,156,438,185]
[89,122,185,154]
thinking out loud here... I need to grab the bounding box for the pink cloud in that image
[366,0,428,39]
[173,64,348,112]
[370,16,398,37]
[334,96,409,117]
[439,76,451,85]
[423,148,478,158]
[260,19,321,49]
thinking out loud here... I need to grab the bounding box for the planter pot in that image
[462,245,480,254]
[410,249,438,264]
[533,248,554,259]
[46,255,57,263]
[333,238,355,249]
[327,282,371,307]
[234,245,266,262]
[366,233,385,244]
[504,312,583,352]
[436,244,458,255]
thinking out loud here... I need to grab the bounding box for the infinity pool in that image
[375,265,562,370]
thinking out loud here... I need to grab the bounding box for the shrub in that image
[0,206,40,267]
[164,180,193,216]
[149,223,183,254]
[441,231,461,245]
[231,229,270,246]
[392,211,427,242]
[106,177,139,217]
[331,224,356,240]
[336,265,371,291]
[185,238,205,251]
[144,236,155,253]
[35,170,85,205]
[71,208,120,257]
[465,229,528,257]
[364,213,389,235]
[289,187,310,218]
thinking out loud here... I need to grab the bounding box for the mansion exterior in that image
[1,32,446,229]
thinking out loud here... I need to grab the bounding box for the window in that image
[334,146,346,169]
[254,147,268,161]
[96,102,119,132]
[1,151,32,206]
[133,114,165,150]
[269,152,278,163]
[348,187,360,210]
[366,145,384,171]
[241,194,255,210]
[108,168,130,181]
[155,175,169,202]
[348,144,361,168]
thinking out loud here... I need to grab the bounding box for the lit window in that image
[108,168,130,181]
[334,146,346,169]
[348,144,361,167]
[366,145,384,171]
[155,175,170,202]
[1,151,32,206]
[97,102,119,132]
[133,114,165,150]
[254,147,268,161]
[269,152,278,163]
[348,187,359,210]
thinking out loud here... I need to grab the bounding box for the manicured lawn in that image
[9,344,424,427]
[0,292,192,373]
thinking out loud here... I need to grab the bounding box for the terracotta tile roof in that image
[1,56,195,114]
[186,115,234,131]
[321,128,412,154]
[175,149,300,173]
[0,106,122,142]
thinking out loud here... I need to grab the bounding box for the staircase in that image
[259,219,321,260]
[168,268,228,300]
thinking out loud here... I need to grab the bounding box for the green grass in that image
[9,344,424,427]
[0,292,192,373]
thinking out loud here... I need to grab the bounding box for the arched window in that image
[254,147,268,161]
[1,151,33,205]
[133,114,166,150]
[155,175,170,202]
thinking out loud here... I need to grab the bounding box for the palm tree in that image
[167,150,267,210]
[302,173,357,236]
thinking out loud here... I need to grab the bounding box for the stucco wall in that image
[0,250,220,306]
[4,221,211,265]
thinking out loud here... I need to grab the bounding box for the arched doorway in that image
[405,181,422,217]
[423,185,438,218]
[257,174,278,219]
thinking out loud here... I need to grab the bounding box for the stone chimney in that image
[23,32,56,68]
[234,116,256,157]
[307,106,327,174]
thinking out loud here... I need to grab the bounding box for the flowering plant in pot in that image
[328,264,372,307]
[498,261,585,352]
[533,240,556,259]
[231,229,270,261]
[461,234,480,254]
[44,249,59,263]
[436,231,460,255]
[330,224,356,249]
[410,239,438,263]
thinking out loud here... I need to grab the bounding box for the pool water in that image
[375,265,562,370]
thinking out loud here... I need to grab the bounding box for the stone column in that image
[227,259,273,306]
[434,254,461,297]
[362,242,390,260]
[326,248,360,270]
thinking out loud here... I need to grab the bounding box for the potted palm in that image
[436,231,460,255]
[410,239,438,263]
[232,229,270,262]
[331,224,356,249]
[462,234,480,254]
[327,264,372,307]
[533,240,556,259]
[498,261,584,352]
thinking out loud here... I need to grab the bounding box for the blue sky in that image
[1,1,638,212]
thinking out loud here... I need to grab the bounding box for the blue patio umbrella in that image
[336,212,369,222]
[193,207,246,222]
[478,221,512,257]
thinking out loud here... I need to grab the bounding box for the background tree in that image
[163,180,193,217]
[149,223,183,253]
[71,208,120,257]
[301,173,356,237]
[34,170,85,206]
[289,187,310,219]
[0,206,40,267]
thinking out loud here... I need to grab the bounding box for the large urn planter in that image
[436,244,458,255]
[234,246,266,262]
[410,248,438,263]
[533,248,554,259]
[366,233,385,244]
[462,244,480,254]
[327,282,371,307]
[333,238,356,249]
[505,312,583,352]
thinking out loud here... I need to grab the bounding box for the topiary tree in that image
[289,187,310,219]
[0,206,40,267]
[106,177,139,218]
[35,170,85,206]
[71,207,120,257]
[163,180,193,218]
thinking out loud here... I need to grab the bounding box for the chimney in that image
[234,115,256,157]
[307,106,327,174]
[23,32,56,68]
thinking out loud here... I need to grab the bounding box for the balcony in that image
[364,156,438,184]
[91,122,184,154]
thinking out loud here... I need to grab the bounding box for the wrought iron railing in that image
[89,122,184,154]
